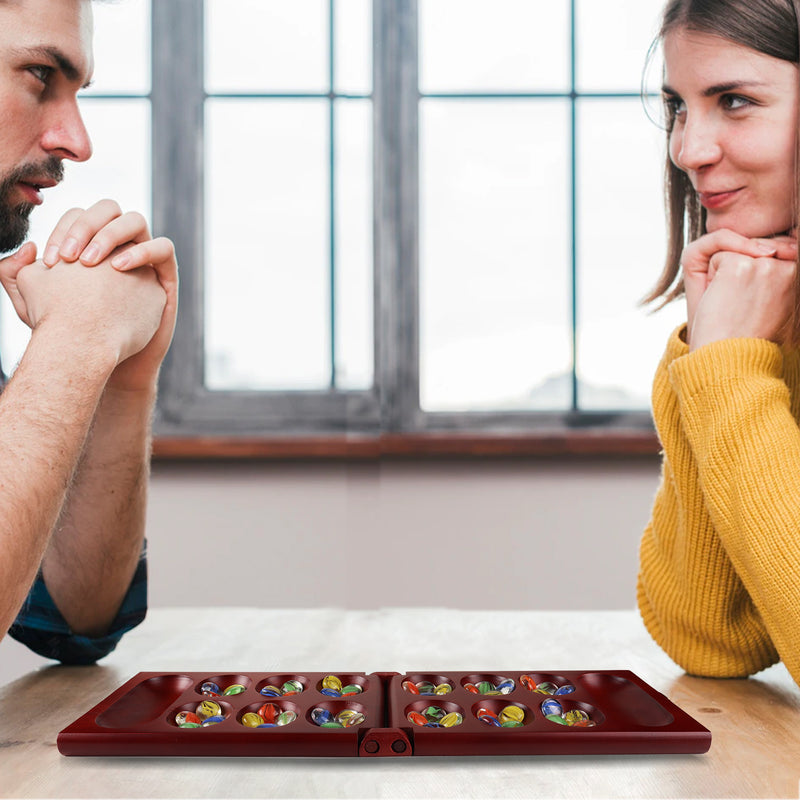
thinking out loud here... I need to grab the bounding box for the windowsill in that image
[152,430,661,460]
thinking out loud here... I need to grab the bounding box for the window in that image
[3,1,684,451]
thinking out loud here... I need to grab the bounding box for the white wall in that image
[0,457,662,684]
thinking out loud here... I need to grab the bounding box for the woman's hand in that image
[679,228,797,348]
[690,247,797,350]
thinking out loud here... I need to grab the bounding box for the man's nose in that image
[39,99,93,163]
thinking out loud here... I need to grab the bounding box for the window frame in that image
[151,0,661,456]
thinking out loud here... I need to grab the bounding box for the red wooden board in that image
[57,669,711,757]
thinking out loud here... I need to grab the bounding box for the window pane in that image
[1,100,151,374]
[419,0,570,93]
[576,0,665,93]
[334,100,373,390]
[204,100,329,391]
[335,0,372,95]
[86,0,150,95]
[420,100,571,412]
[205,0,328,93]
[577,99,683,410]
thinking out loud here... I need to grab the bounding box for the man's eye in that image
[28,65,53,84]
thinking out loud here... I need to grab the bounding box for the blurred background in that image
[0,0,682,684]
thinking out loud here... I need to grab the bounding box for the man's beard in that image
[0,158,64,254]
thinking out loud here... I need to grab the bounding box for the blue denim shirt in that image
[8,546,147,665]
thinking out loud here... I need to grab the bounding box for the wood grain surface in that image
[1,608,797,799]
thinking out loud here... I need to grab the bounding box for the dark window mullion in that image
[329,0,337,390]
[569,0,578,414]
[151,0,205,426]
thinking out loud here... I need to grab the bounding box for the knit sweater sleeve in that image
[637,324,786,680]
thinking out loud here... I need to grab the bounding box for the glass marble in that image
[564,709,590,725]
[311,708,334,725]
[463,682,480,694]
[258,703,279,723]
[477,681,496,694]
[535,681,557,695]
[259,685,281,697]
[201,715,225,726]
[402,680,420,694]
[276,711,297,726]
[416,682,435,695]
[407,711,428,726]
[241,712,263,727]
[175,711,201,726]
[497,679,515,694]
[223,684,246,696]
[541,699,563,717]
[200,681,220,696]
[179,722,201,728]
[337,710,365,727]
[555,684,576,695]
[477,709,502,727]
[341,684,363,696]
[440,712,463,728]
[320,688,341,698]
[434,683,452,695]
[546,713,569,725]
[424,706,446,721]
[519,674,536,692]
[197,700,222,720]
[281,679,304,695]
[498,705,525,725]
[322,675,343,692]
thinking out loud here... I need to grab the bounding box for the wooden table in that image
[1,608,798,799]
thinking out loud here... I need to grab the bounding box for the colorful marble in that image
[311,708,333,726]
[196,700,222,720]
[175,711,201,726]
[258,703,279,724]
[322,675,343,693]
[541,699,563,717]
[498,705,525,725]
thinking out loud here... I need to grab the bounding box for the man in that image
[0,0,178,663]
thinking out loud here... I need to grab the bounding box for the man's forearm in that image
[0,323,115,639]
[41,383,156,636]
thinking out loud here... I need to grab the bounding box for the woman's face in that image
[664,28,799,237]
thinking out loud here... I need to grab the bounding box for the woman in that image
[637,0,800,685]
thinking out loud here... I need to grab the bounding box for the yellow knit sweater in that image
[638,324,800,685]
